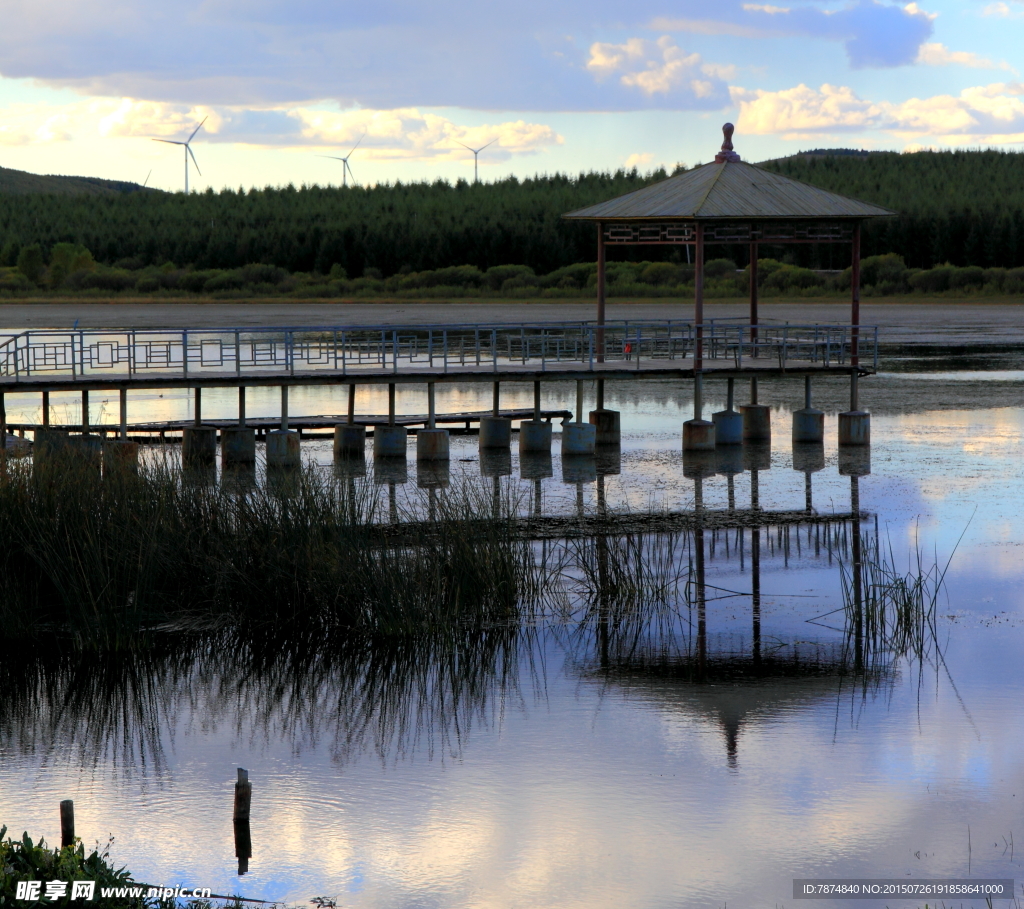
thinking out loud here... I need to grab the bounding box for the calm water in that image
[3,368,1024,908]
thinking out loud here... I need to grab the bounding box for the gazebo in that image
[562,124,894,448]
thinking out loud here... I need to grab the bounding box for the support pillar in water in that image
[563,380,597,455]
[792,375,825,443]
[839,372,871,445]
[739,377,771,441]
[374,383,407,457]
[712,377,743,444]
[416,382,450,460]
[334,383,366,457]
[588,378,621,445]
[479,381,511,448]
[683,372,716,451]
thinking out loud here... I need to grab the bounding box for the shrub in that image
[858,253,907,289]
[329,263,348,280]
[363,266,383,280]
[638,262,681,285]
[704,258,737,279]
[484,264,535,290]
[908,264,955,293]
[67,268,136,292]
[17,245,44,284]
[241,263,287,285]
[203,271,246,292]
[48,243,95,288]
[948,264,984,290]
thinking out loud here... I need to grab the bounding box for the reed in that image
[0,452,542,644]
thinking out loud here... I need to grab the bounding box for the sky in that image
[0,0,1022,192]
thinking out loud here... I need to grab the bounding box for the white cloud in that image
[903,2,938,21]
[731,81,1024,143]
[741,3,790,13]
[585,37,730,101]
[624,152,655,168]
[0,97,563,160]
[915,42,1014,72]
[981,1,1023,16]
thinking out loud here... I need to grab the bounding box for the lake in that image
[2,364,1023,908]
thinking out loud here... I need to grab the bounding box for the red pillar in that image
[851,221,861,367]
[695,222,704,372]
[749,239,758,346]
[596,222,606,363]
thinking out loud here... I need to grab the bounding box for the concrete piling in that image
[588,378,621,445]
[334,424,366,458]
[519,419,552,453]
[374,383,408,457]
[266,429,300,467]
[334,383,366,457]
[792,376,825,443]
[479,381,512,447]
[417,382,450,460]
[222,427,257,465]
[838,410,870,446]
[563,379,597,455]
[712,377,743,445]
[683,374,716,451]
[183,426,217,465]
[479,416,512,448]
[839,371,871,445]
[740,378,771,441]
[374,425,408,457]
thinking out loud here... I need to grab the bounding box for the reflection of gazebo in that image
[562,124,894,398]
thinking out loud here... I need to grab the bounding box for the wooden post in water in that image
[233,768,252,821]
[348,384,356,425]
[81,390,89,435]
[233,769,252,875]
[60,799,75,848]
[42,391,50,427]
[120,389,128,440]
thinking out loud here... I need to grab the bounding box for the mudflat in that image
[0,297,1021,346]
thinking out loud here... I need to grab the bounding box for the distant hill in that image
[0,166,152,196]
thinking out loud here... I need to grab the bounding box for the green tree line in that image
[2,150,1024,277]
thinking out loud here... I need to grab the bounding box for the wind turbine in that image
[319,132,365,187]
[153,118,206,194]
[457,138,495,183]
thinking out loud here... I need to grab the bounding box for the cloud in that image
[624,152,655,168]
[731,81,1024,143]
[915,43,1014,72]
[0,97,564,160]
[981,1,1024,15]
[584,36,731,103]
[656,0,935,69]
[0,0,935,113]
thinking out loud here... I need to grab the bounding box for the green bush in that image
[908,264,956,293]
[484,264,534,290]
[48,243,95,289]
[16,245,44,284]
[0,825,142,909]
[949,264,985,289]
[704,258,737,279]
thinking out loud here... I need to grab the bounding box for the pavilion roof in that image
[563,159,895,222]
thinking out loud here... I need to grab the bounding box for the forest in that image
[0,149,1023,285]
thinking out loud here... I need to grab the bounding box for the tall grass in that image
[0,452,542,644]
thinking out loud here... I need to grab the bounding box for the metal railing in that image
[0,321,876,383]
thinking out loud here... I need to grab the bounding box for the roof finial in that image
[715,123,741,163]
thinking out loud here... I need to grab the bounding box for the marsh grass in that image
[0,451,543,644]
[839,525,958,666]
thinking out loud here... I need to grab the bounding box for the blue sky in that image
[0,0,1021,191]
